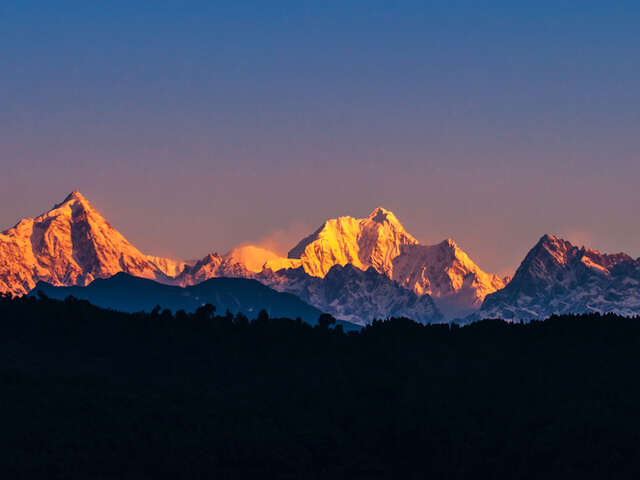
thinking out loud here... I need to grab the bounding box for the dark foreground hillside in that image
[2,294,640,479]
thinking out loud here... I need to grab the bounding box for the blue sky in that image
[2,1,639,273]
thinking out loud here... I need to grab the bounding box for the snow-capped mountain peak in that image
[0,191,172,295]
[287,207,418,277]
[367,206,402,225]
[59,189,87,205]
[479,235,640,320]
[283,207,505,318]
[0,194,509,323]
[534,234,575,265]
[391,239,506,318]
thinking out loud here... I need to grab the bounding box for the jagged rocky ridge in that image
[0,191,175,295]
[286,207,507,318]
[170,206,505,319]
[257,264,443,325]
[7,191,640,324]
[175,246,300,286]
[0,193,295,295]
[478,234,640,320]
[0,192,447,324]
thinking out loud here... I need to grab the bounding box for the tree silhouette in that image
[195,303,216,320]
[1,293,639,479]
[317,313,337,329]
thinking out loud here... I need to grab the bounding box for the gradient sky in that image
[2,1,639,275]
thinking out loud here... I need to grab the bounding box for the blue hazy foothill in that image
[31,273,360,330]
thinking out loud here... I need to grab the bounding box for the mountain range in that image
[257,264,442,325]
[1,191,639,323]
[32,273,361,330]
[284,207,508,318]
[478,234,640,321]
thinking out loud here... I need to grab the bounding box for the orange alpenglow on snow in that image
[0,192,505,319]
[287,206,507,317]
[288,207,419,277]
[223,245,301,273]
[0,191,183,295]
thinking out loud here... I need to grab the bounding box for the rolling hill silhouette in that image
[32,273,358,329]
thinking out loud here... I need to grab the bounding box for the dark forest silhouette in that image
[2,292,640,479]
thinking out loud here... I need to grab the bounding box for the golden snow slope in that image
[224,245,301,273]
[288,207,506,316]
[0,191,170,295]
[289,207,419,277]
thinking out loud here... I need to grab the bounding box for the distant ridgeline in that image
[2,293,640,478]
[31,273,360,331]
[3,191,640,325]
[0,191,497,323]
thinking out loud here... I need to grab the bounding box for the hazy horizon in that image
[2,2,639,275]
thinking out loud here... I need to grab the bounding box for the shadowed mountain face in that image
[479,234,640,320]
[30,273,362,329]
[257,264,443,326]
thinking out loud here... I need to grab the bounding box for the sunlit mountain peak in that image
[0,192,175,295]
